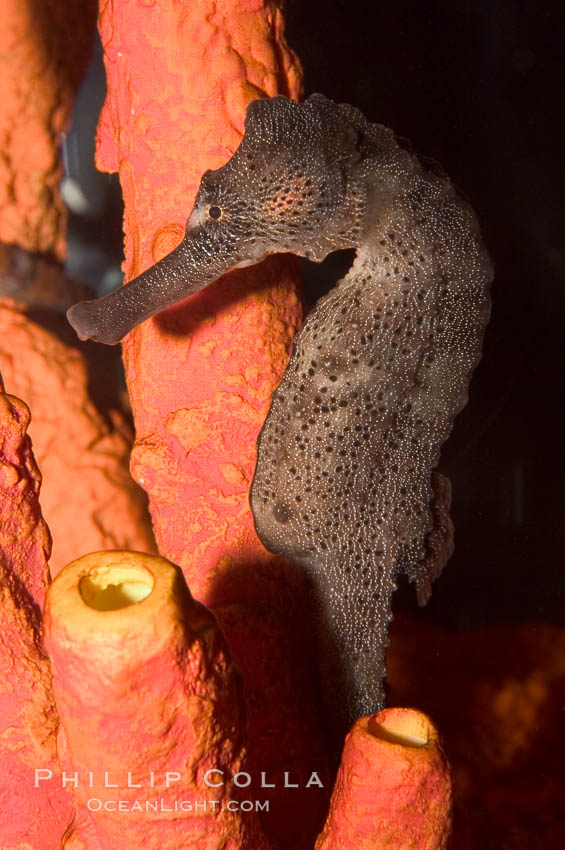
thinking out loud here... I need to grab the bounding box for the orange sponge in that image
[44,550,272,849]
[0,390,74,848]
[316,709,452,850]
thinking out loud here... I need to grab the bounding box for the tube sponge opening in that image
[367,707,432,748]
[79,563,155,610]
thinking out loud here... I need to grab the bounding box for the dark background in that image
[66,0,564,628]
[285,0,564,629]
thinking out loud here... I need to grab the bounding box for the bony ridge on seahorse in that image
[68,94,492,736]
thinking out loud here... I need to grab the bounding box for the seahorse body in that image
[250,107,492,729]
[67,95,492,731]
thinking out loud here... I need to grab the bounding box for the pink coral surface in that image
[0,390,74,848]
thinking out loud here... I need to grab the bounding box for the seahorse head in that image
[188,95,368,260]
[67,95,370,345]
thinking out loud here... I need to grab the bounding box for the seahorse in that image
[68,95,492,732]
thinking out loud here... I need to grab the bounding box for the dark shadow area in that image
[208,555,333,849]
[152,253,303,337]
[64,33,126,293]
[298,248,356,309]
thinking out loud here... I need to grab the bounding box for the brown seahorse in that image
[67,95,492,732]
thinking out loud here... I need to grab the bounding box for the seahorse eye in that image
[208,205,222,220]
